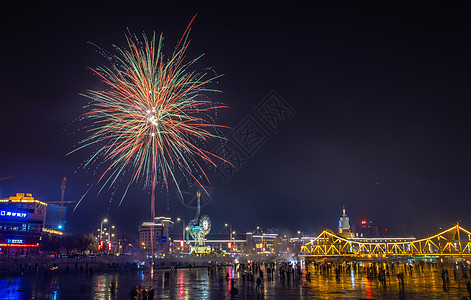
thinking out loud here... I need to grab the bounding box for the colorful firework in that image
[71,19,227,228]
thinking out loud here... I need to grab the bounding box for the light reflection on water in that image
[0,262,470,299]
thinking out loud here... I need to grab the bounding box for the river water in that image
[0,261,470,299]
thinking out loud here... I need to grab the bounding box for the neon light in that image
[42,228,63,235]
[0,211,27,218]
[0,243,39,247]
[6,239,23,244]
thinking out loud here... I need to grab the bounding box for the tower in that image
[188,191,211,253]
[338,205,350,234]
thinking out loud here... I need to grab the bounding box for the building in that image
[348,237,416,243]
[338,206,354,238]
[0,193,47,254]
[250,233,279,253]
[138,216,174,254]
[338,205,350,233]
[394,224,406,237]
[357,219,379,238]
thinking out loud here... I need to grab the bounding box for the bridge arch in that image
[299,223,471,258]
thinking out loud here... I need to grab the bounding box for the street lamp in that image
[297,230,304,244]
[225,223,233,240]
[108,225,116,254]
[100,218,108,251]
[176,218,186,242]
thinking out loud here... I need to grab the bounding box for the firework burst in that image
[71,19,227,218]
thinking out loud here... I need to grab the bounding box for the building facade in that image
[138,216,174,254]
[0,193,47,254]
[338,205,350,234]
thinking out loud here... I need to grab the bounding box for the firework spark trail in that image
[71,18,228,261]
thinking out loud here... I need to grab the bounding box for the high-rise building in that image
[138,216,174,254]
[358,219,379,238]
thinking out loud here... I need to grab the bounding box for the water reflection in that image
[0,260,470,299]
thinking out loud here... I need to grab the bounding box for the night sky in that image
[1,2,471,238]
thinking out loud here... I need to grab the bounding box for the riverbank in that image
[0,252,286,278]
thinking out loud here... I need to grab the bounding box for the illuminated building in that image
[246,227,280,253]
[338,205,350,233]
[358,219,379,238]
[138,216,174,253]
[337,205,354,238]
[251,233,278,253]
[0,193,47,253]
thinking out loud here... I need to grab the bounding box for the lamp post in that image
[109,225,115,254]
[176,218,186,253]
[100,218,108,252]
[225,223,233,241]
[176,218,186,241]
[297,230,304,245]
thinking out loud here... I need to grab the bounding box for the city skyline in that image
[2,2,471,237]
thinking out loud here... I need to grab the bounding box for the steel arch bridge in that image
[299,223,471,258]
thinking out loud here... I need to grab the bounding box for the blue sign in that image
[158,236,167,244]
[0,211,27,218]
[6,239,24,244]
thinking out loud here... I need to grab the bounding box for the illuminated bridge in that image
[299,223,471,258]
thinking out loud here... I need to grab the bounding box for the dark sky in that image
[1,2,471,238]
